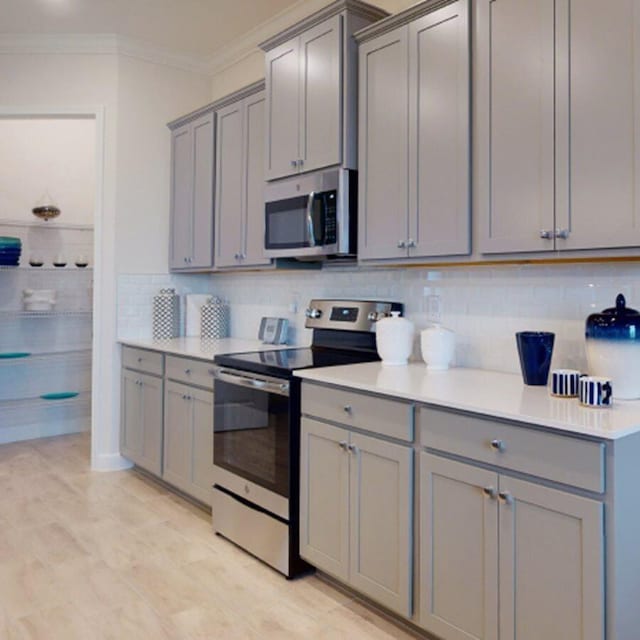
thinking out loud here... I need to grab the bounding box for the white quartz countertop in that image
[119,337,286,360]
[295,362,640,440]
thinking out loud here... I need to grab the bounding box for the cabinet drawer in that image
[166,355,215,390]
[419,407,605,493]
[122,346,164,376]
[302,383,413,442]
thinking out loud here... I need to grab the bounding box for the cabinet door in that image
[555,0,640,250]
[349,432,413,617]
[163,380,193,494]
[299,418,350,582]
[265,38,300,180]
[169,123,193,269]
[499,476,603,640]
[242,91,271,267]
[215,101,244,267]
[409,0,470,258]
[121,369,163,476]
[358,25,410,260]
[189,386,214,505]
[299,14,342,173]
[477,0,555,253]
[190,112,215,268]
[420,453,499,640]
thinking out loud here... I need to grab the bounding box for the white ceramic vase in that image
[421,324,455,370]
[375,311,414,366]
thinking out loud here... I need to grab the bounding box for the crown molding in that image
[0,33,211,75]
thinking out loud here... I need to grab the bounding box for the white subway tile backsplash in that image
[117,262,640,374]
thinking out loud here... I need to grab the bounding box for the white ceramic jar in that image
[420,324,455,370]
[375,311,414,366]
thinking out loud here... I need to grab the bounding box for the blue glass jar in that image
[585,294,640,399]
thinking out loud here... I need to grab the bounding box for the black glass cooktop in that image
[214,347,379,379]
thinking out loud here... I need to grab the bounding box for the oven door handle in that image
[212,367,290,396]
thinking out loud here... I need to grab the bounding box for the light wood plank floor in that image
[0,433,420,639]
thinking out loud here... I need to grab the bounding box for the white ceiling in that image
[0,0,304,58]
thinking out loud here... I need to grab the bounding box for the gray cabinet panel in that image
[349,431,413,617]
[358,26,410,260]
[120,368,163,476]
[243,93,270,267]
[191,114,215,268]
[189,386,215,505]
[299,14,342,173]
[499,476,603,640]
[420,453,498,640]
[558,0,640,250]
[477,0,555,253]
[409,2,470,257]
[215,102,244,268]
[300,417,350,581]
[169,125,193,269]
[265,40,300,180]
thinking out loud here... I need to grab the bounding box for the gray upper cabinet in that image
[168,110,215,270]
[478,0,640,254]
[357,0,470,262]
[214,84,271,269]
[261,0,388,181]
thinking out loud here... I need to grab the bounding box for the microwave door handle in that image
[306,191,317,247]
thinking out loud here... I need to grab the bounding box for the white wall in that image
[0,118,95,224]
[115,56,211,273]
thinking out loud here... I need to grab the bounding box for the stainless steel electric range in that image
[210,299,403,577]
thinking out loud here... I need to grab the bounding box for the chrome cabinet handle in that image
[483,486,497,499]
[137,357,143,363]
[239,253,246,260]
[184,369,191,375]
[555,228,570,239]
[397,240,407,248]
[407,238,416,248]
[338,440,348,450]
[490,439,505,452]
[347,443,358,454]
[539,230,553,239]
[291,160,297,168]
[343,405,352,414]
[498,491,513,506]
[298,159,304,167]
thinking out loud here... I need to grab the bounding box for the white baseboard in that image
[0,421,89,445]
[91,452,134,472]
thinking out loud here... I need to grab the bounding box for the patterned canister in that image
[152,288,180,339]
[201,296,229,339]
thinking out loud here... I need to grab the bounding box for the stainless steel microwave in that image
[264,168,356,260]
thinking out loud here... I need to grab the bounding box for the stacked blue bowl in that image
[0,237,22,266]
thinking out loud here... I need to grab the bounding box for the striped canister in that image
[200,296,230,339]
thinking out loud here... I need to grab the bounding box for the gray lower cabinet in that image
[420,452,603,640]
[477,0,640,254]
[357,0,470,261]
[214,86,270,269]
[120,360,164,476]
[168,110,215,270]
[163,380,214,505]
[300,415,413,617]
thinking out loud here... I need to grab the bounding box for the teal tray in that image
[40,392,80,400]
[0,352,31,359]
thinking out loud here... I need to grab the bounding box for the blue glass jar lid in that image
[586,294,640,340]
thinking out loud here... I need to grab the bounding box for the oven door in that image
[212,367,291,517]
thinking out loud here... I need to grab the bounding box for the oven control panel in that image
[304,299,403,332]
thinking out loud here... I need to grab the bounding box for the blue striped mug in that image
[550,369,583,397]
[579,376,613,408]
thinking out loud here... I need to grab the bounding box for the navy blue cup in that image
[516,331,555,386]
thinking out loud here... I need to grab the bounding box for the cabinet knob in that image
[539,230,553,239]
[498,491,513,506]
[343,405,352,414]
[338,440,348,450]
[347,443,358,454]
[184,369,191,375]
[490,439,505,452]
[482,486,497,499]
[298,159,304,167]
[239,253,246,260]
[397,240,407,249]
[407,238,416,248]
[291,160,298,168]
[555,228,570,239]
